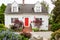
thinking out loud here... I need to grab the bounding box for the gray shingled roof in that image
[5,4,48,14]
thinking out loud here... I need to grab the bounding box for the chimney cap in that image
[23,0,24,5]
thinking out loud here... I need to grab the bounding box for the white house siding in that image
[5,14,49,30]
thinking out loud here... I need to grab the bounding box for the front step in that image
[22,27,32,33]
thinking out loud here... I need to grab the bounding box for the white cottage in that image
[5,0,49,30]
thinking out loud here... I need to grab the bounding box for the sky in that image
[0,0,55,13]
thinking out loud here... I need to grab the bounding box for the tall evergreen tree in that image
[0,3,6,24]
[0,3,6,13]
[52,0,60,23]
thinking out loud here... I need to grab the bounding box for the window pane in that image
[11,18,18,23]
[13,7,17,12]
[36,6,41,12]
[34,18,42,28]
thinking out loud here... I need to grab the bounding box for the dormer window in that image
[34,1,42,12]
[11,1,18,12]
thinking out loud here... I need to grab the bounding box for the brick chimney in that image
[23,0,24,5]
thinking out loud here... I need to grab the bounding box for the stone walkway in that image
[29,31,53,40]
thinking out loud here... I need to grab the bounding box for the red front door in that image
[24,18,29,27]
[23,17,32,32]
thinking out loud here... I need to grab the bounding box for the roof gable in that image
[12,1,18,6]
[35,1,41,7]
